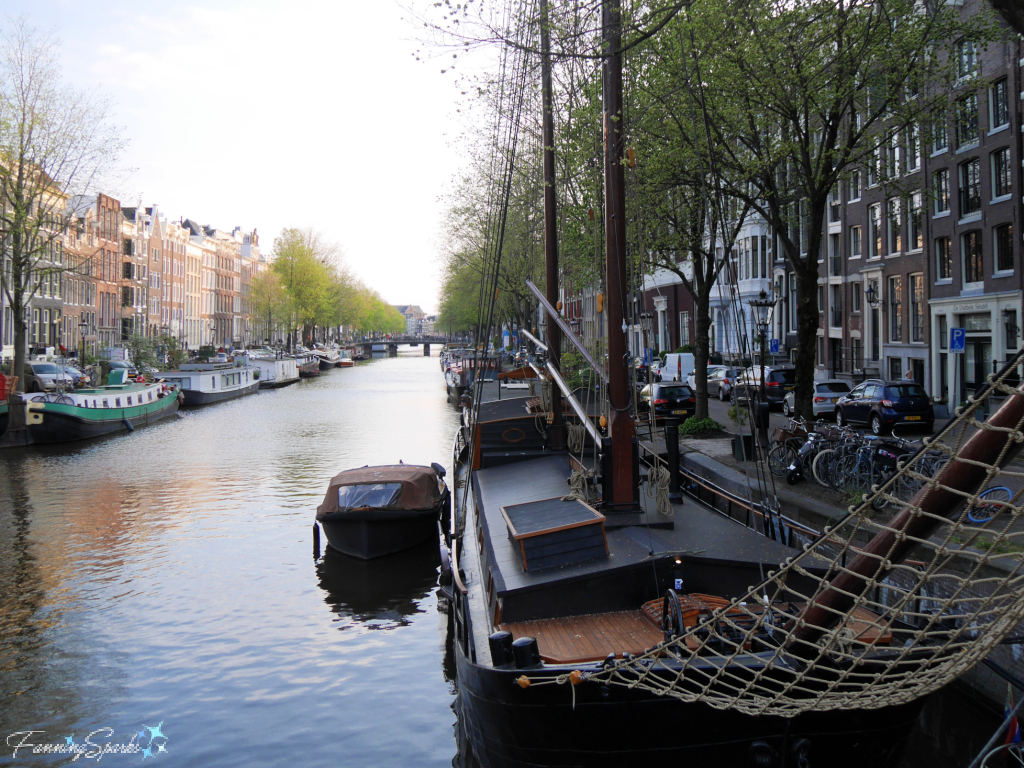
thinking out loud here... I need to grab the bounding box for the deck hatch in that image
[500,497,608,572]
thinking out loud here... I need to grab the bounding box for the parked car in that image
[23,361,74,392]
[707,367,742,401]
[638,382,696,421]
[782,379,852,418]
[731,366,795,409]
[687,365,725,392]
[835,379,934,435]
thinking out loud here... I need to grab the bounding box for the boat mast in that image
[540,0,565,451]
[602,0,638,510]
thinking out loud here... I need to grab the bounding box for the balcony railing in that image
[830,256,843,276]
[831,309,843,327]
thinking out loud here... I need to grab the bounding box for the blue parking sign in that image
[950,328,966,353]
[769,339,779,355]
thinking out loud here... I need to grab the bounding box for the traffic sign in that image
[769,339,780,355]
[951,328,966,353]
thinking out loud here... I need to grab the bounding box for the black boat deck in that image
[471,455,806,625]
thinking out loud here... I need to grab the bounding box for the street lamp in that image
[639,311,653,361]
[78,318,88,370]
[748,290,777,445]
[865,282,884,310]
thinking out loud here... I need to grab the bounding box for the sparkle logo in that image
[6,721,169,761]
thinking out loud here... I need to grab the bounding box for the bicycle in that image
[966,486,1014,524]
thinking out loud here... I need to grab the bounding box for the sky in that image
[5,0,469,313]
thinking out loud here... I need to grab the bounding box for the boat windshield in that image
[336,483,403,510]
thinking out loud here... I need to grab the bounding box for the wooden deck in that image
[500,611,665,663]
[500,604,892,665]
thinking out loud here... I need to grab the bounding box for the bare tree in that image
[0,19,125,389]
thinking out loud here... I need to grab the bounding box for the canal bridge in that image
[351,336,451,356]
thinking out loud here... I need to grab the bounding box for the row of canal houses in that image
[594,4,1024,411]
[0,192,262,361]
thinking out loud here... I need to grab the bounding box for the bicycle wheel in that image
[768,443,796,477]
[811,449,836,489]
[836,454,867,494]
[967,486,1013,524]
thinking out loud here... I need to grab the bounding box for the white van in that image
[660,353,695,383]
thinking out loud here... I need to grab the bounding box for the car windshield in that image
[32,363,60,374]
[817,382,851,394]
[885,384,926,399]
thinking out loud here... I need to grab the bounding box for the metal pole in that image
[602,0,638,511]
[540,0,564,450]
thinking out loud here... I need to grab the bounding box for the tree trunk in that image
[794,260,820,420]
[693,290,712,420]
[12,302,26,392]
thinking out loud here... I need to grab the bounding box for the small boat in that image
[0,376,181,447]
[157,361,259,406]
[338,349,355,368]
[312,346,341,370]
[315,463,450,559]
[295,350,321,378]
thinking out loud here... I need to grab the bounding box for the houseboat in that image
[157,362,259,406]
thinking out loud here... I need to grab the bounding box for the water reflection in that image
[317,542,440,630]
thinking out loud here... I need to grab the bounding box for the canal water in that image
[0,351,1009,766]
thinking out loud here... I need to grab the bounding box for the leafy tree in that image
[0,20,124,390]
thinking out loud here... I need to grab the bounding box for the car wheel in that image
[835,409,845,428]
[870,413,885,436]
[782,400,791,417]
[718,386,726,401]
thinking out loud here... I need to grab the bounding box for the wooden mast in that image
[540,0,565,450]
[602,0,638,510]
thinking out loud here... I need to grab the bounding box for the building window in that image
[850,226,862,259]
[939,315,948,350]
[905,124,920,172]
[889,276,902,341]
[936,237,952,281]
[1007,310,1019,350]
[849,170,861,201]
[679,311,690,346]
[992,148,1011,198]
[817,335,825,367]
[889,357,903,380]
[869,205,881,258]
[789,274,797,331]
[909,193,923,251]
[829,185,841,222]
[962,230,983,285]
[995,224,1013,273]
[868,145,881,186]
[990,79,1009,129]
[956,39,977,80]
[886,134,901,180]
[932,111,948,153]
[910,274,924,342]
[830,284,842,327]
[958,158,980,217]
[852,282,861,313]
[956,94,978,148]
[852,337,862,370]
[817,285,825,313]
[887,199,902,254]
[934,168,949,213]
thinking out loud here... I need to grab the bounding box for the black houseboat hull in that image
[454,642,925,767]
[320,511,440,560]
[180,380,260,406]
[0,395,180,446]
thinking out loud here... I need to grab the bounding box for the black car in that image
[639,382,696,421]
[731,367,795,408]
[835,379,934,435]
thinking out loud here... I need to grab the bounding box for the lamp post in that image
[79,318,88,371]
[865,282,883,310]
[749,290,777,446]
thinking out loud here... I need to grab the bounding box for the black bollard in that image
[313,522,321,560]
[664,417,682,502]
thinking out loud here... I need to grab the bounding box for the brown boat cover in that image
[316,465,442,517]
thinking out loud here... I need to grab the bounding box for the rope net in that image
[581,352,1024,716]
